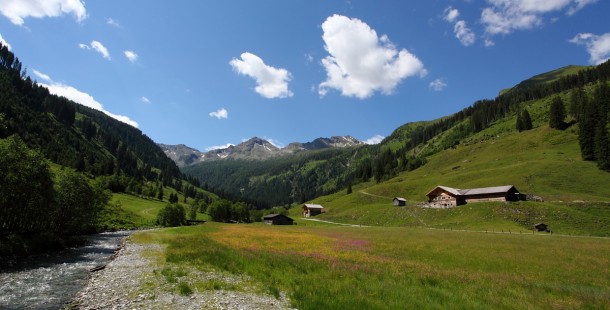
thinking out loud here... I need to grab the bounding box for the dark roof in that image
[263,214,294,221]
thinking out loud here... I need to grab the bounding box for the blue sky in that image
[1,0,609,151]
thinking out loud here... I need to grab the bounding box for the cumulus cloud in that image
[209,108,228,119]
[364,134,385,145]
[443,7,476,46]
[79,40,111,60]
[35,70,138,127]
[429,78,448,91]
[454,20,476,46]
[205,143,234,151]
[0,33,11,49]
[0,0,86,25]
[570,32,610,65]
[318,14,426,99]
[481,0,598,36]
[124,50,138,63]
[443,7,460,22]
[229,52,293,99]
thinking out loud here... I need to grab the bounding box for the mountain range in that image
[159,136,364,167]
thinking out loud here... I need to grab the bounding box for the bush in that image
[156,204,186,227]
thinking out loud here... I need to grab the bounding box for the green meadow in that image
[132,223,610,309]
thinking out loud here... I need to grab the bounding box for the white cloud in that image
[454,20,476,46]
[91,41,110,60]
[429,78,448,91]
[124,50,138,63]
[0,33,11,49]
[79,40,111,60]
[32,69,51,82]
[106,17,120,27]
[444,7,460,22]
[364,134,385,145]
[205,143,234,151]
[0,0,86,25]
[570,32,610,65]
[264,137,284,148]
[481,0,597,36]
[36,70,138,127]
[318,14,426,99]
[443,7,476,46]
[229,52,293,99]
[209,108,228,119]
[140,96,151,104]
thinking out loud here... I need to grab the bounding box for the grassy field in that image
[133,223,610,309]
[97,193,209,230]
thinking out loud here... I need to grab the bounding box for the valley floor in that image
[69,223,610,309]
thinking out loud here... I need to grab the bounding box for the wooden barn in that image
[426,185,521,208]
[302,204,324,217]
[393,197,407,206]
[263,214,294,225]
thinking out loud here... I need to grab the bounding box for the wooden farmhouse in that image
[426,185,521,208]
[302,204,324,217]
[393,197,407,206]
[263,214,294,225]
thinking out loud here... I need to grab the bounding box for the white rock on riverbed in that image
[68,239,293,309]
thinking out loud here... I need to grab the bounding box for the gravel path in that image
[68,237,294,310]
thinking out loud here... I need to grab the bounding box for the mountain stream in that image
[0,231,130,309]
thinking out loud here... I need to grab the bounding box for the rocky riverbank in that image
[67,237,293,309]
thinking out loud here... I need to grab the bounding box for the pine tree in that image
[578,100,598,161]
[516,109,533,132]
[569,86,587,121]
[157,185,164,201]
[516,110,524,132]
[549,96,566,129]
[521,109,533,130]
[594,121,610,170]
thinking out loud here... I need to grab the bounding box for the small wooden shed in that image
[302,204,324,217]
[393,197,407,206]
[263,214,294,225]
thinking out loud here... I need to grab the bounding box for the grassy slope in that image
[499,65,588,94]
[295,94,610,235]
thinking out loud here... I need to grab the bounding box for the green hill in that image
[297,93,610,235]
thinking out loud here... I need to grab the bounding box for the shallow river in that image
[0,231,130,309]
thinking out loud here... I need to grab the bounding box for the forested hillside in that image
[0,43,211,251]
[0,43,180,182]
[185,60,610,208]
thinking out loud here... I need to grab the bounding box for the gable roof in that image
[459,185,516,196]
[426,186,461,197]
[303,204,324,209]
[427,185,517,197]
[263,214,293,220]
[393,197,407,202]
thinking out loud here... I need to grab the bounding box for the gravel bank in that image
[68,237,293,309]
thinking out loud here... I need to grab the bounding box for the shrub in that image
[156,204,186,227]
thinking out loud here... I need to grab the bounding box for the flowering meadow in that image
[134,223,610,309]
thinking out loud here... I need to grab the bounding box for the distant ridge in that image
[159,135,364,166]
